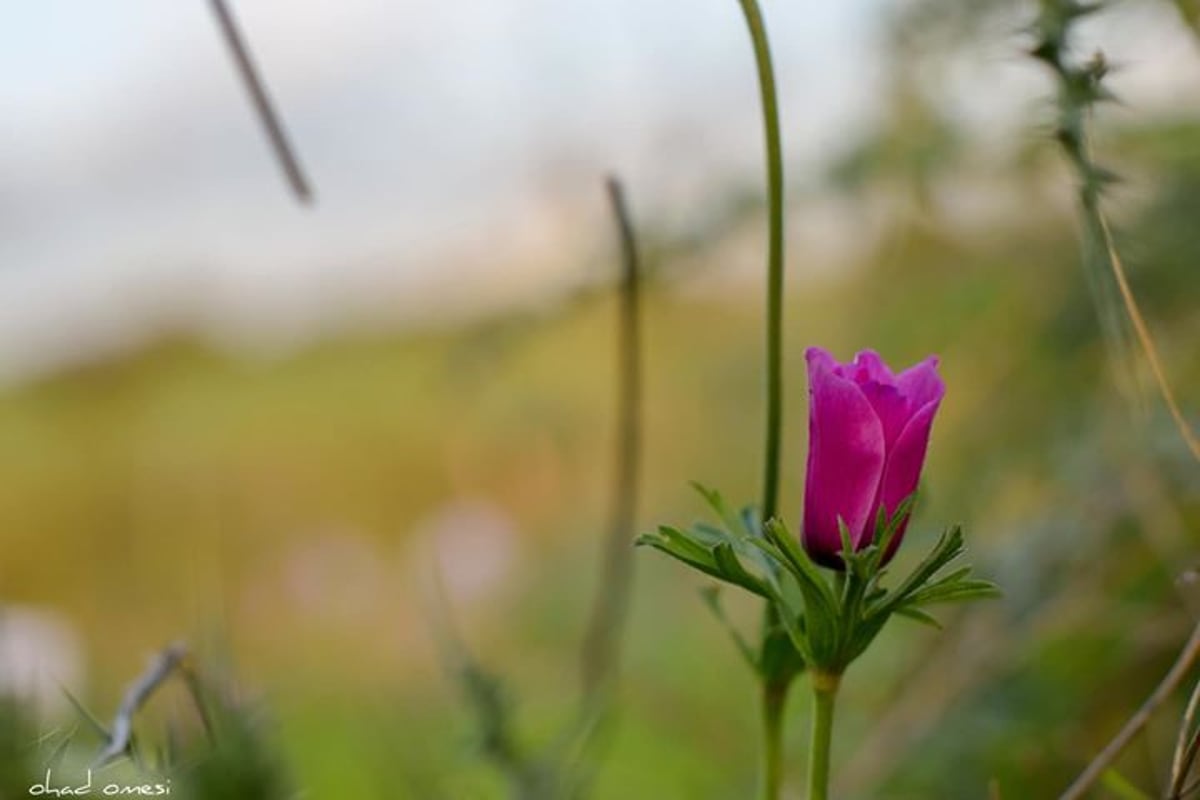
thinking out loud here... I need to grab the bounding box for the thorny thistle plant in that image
[1032,2,1200,798]
[1031,0,1200,461]
[6,644,296,800]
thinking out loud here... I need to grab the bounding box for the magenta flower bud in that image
[802,347,945,569]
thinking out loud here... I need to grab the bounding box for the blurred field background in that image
[2,0,1200,797]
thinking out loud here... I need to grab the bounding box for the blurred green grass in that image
[2,112,1200,800]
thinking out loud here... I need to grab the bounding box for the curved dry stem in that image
[94,643,190,767]
[1060,620,1200,800]
[1169,674,1200,798]
[1094,211,1200,462]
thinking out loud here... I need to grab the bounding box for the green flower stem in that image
[808,671,841,800]
[736,0,786,523]
[735,2,793,797]
[760,679,790,800]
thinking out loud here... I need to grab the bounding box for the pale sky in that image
[1,0,1195,380]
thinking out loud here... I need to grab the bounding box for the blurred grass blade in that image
[1079,210,1143,410]
[1100,768,1152,800]
[60,685,110,742]
[700,587,759,671]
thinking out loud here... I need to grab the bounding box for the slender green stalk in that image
[808,673,840,800]
[760,681,789,800]
[736,0,787,523]
[580,177,644,701]
[735,3,793,798]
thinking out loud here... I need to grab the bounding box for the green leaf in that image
[638,525,767,596]
[764,590,816,664]
[837,517,855,563]
[692,522,736,548]
[895,607,943,629]
[645,512,821,606]
[712,541,771,597]
[924,565,972,586]
[636,526,716,569]
[842,613,890,665]
[870,525,967,619]
[905,579,1002,607]
[690,482,744,536]
[755,520,843,662]
[739,505,764,539]
[872,492,918,570]
[863,585,888,608]
[872,504,888,547]
[762,519,837,612]
[844,546,876,582]
[758,612,806,683]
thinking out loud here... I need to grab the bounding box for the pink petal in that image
[875,396,942,562]
[803,348,887,566]
[806,345,840,377]
[860,380,909,449]
[896,356,944,410]
[850,350,896,387]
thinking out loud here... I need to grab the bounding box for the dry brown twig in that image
[208,0,315,205]
[428,176,645,798]
[1168,676,1200,798]
[1060,621,1200,800]
[1093,213,1200,462]
[93,642,190,767]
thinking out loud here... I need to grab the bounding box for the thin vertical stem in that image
[760,680,790,800]
[580,177,644,700]
[208,0,315,205]
[808,674,840,800]
[735,4,793,798]
[736,0,787,523]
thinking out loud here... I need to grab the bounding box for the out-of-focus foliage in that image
[2,112,1195,794]
[172,702,294,800]
[2,2,1199,798]
[0,697,36,798]
[0,659,297,800]
[888,0,1017,50]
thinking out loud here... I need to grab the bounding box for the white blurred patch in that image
[0,606,85,719]
[411,499,519,607]
[279,526,388,625]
